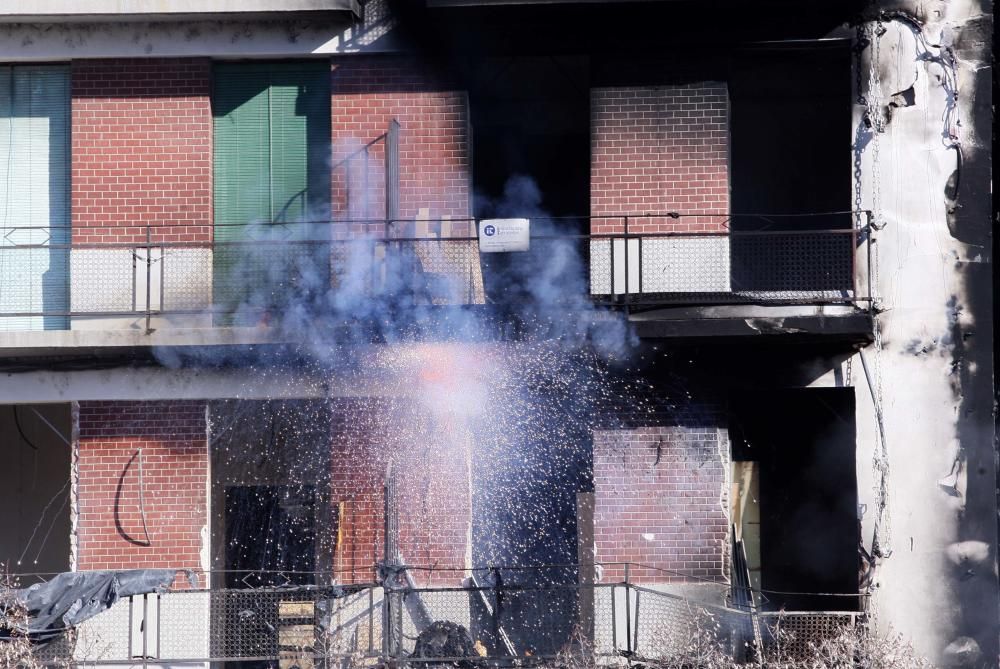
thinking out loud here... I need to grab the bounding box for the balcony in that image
[0,213,872,358]
[30,566,861,667]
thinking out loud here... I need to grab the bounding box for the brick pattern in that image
[330,57,471,238]
[590,83,729,234]
[592,399,729,584]
[76,401,208,587]
[71,59,213,245]
[330,399,471,585]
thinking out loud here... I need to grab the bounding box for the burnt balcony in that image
[0,212,872,358]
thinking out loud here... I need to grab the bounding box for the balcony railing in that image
[0,212,871,332]
[32,565,861,666]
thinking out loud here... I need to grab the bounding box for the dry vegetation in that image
[0,575,45,669]
[547,614,935,669]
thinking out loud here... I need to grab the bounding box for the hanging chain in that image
[864,15,892,560]
[868,18,887,233]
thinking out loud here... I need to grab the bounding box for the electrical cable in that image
[136,448,153,546]
[31,490,70,565]
[12,405,38,450]
[859,349,891,559]
[16,476,71,566]
[28,406,71,446]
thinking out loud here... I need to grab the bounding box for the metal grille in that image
[758,611,859,661]
[0,217,868,326]
[29,580,860,666]
[730,232,854,295]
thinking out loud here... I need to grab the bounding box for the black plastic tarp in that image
[2,569,194,643]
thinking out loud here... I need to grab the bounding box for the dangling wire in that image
[854,11,893,572]
[12,406,39,451]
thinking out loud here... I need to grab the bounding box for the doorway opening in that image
[730,388,860,612]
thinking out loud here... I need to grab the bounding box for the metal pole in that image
[866,211,874,306]
[141,593,148,669]
[623,215,630,310]
[369,586,375,654]
[624,567,632,656]
[638,235,644,296]
[383,469,391,660]
[632,590,640,656]
[610,585,617,653]
[381,586,390,659]
[364,145,370,220]
[609,231,616,300]
[386,119,400,231]
[128,596,133,660]
[145,224,152,332]
[492,567,502,649]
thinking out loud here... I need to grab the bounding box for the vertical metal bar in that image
[632,590,640,655]
[128,596,134,660]
[381,586,389,659]
[383,468,391,659]
[363,145,370,220]
[849,228,857,302]
[131,245,137,313]
[156,593,161,661]
[610,585,617,653]
[609,233,616,299]
[867,211,873,306]
[624,578,632,655]
[383,468,390,567]
[392,592,406,657]
[346,157,352,219]
[159,246,165,312]
[141,593,148,669]
[145,225,152,332]
[386,119,400,231]
[368,586,375,653]
[638,235,644,296]
[492,567,502,648]
[623,215,630,309]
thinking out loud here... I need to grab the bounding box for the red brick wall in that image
[71,58,213,245]
[590,83,729,234]
[330,399,471,585]
[76,401,208,586]
[592,400,728,584]
[330,57,471,237]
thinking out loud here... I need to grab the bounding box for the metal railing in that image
[0,212,872,332]
[27,564,862,667]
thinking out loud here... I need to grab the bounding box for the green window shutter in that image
[212,62,331,321]
[212,64,272,242]
[0,65,70,331]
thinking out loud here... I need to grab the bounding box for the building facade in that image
[0,1,994,666]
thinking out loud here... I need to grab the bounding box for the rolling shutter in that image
[212,62,331,322]
[0,65,70,331]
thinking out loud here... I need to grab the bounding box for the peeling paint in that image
[849,2,996,664]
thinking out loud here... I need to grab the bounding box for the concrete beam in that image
[629,308,873,341]
[0,366,417,403]
[0,1,358,22]
[0,16,399,61]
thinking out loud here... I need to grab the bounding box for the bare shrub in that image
[0,573,45,669]
[0,571,78,669]
[804,620,935,669]
[541,611,934,669]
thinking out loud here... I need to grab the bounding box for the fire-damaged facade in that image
[0,1,994,667]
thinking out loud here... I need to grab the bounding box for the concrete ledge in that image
[629,305,874,342]
[0,326,293,359]
[0,1,359,22]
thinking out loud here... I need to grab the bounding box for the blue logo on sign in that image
[483,224,496,236]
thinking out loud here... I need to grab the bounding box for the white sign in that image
[478,218,530,253]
